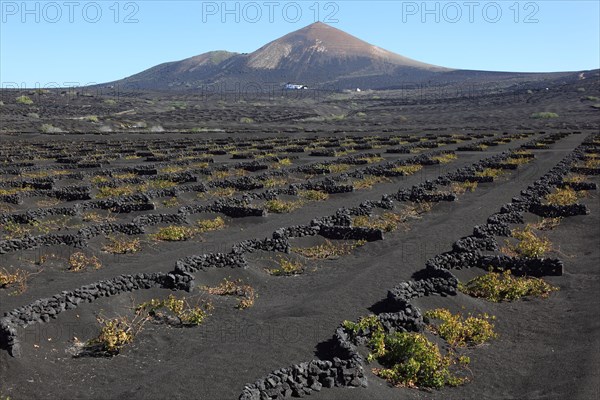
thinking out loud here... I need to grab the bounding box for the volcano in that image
[107,22,576,90]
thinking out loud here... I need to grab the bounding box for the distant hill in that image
[104,22,583,91]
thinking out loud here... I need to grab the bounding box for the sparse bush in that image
[83,314,147,355]
[545,187,579,206]
[263,177,288,188]
[196,216,226,233]
[373,332,470,388]
[475,168,504,178]
[293,239,366,259]
[203,278,255,309]
[353,175,390,189]
[459,269,558,302]
[392,164,423,175]
[68,252,101,271]
[352,212,406,232]
[450,181,478,194]
[96,185,135,198]
[532,217,562,231]
[327,163,352,174]
[424,308,497,347]
[298,190,329,201]
[0,268,30,294]
[136,294,213,326]
[82,211,116,223]
[240,117,255,124]
[102,236,141,254]
[151,225,196,241]
[264,199,303,213]
[266,256,304,276]
[16,95,33,105]
[162,197,180,208]
[40,124,62,134]
[504,225,551,258]
[432,153,457,164]
[531,112,559,119]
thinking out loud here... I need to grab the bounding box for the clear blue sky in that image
[1,1,599,87]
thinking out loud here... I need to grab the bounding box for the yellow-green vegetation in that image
[82,211,116,223]
[204,278,256,309]
[475,144,489,151]
[210,169,246,180]
[0,187,33,196]
[263,177,289,188]
[102,236,141,254]
[392,164,423,175]
[298,190,329,201]
[84,115,99,123]
[293,239,366,260]
[352,212,406,232]
[162,197,180,208]
[196,216,226,233]
[545,187,579,206]
[1,221,35,239]
[475,168,504,178]
[264,199,304,213]
[343,316,469,388]
[68,252,101,272]
[0,267,30,294]
[505,156,532,165]
[144,180,178,190]
[531,112,559,119]
[160,165,186,174]
[327,164,352,174]
[353,175,391,190]
[450,181,478,194]
[240,117,255,124]
[358,155,385,164]
[136,294,213,326]
[274,158,293,167]
[112,172,136,180]
[151,225,196,241]
[203,189,235,201]
[583,157,600,168]
[124,155,141,160]
[85,315,144,355]
[424,308,497,347]
[91,175,110,185]
[96,185,135,198]
[562,174,586,184]
[16,95,33,105]
[532,217,562,231]
[20,170,70,179]
[459,269,558,302]
[266,256,304,276]
[504,225,551,258]
[432,153,457,164]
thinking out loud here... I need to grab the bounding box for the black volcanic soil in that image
[0,75,599,400]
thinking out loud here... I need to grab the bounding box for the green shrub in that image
[459,269,558,302]
[136,294,212,326]
[298,190,329,201]
[266,256,304,276]
[546,187,579,206]
[373,332,469,388]
[151,225,196,241]
[203,278,255,309]
[293,239,366,259]
[196,216,226,233]
[424,308,497,347]
[16,95,33,105]
[505,225,552,258]
[264,199,303,213]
